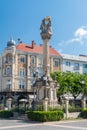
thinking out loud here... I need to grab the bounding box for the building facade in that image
[61,54,87,74]
[0,38,87,107]
[0,38,61,106]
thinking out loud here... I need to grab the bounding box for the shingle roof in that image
[16,42,60,56]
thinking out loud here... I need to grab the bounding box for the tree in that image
[51,72,87,99]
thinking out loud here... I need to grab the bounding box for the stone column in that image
[40,17,52,77]
[7,98,12,110]
[28,99,32,109]
[43,98,48,111]
[43,39,50,76]
[81,98,86,109]
[65,99,69,119]
[50,57,53,72]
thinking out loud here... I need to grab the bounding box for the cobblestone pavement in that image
[0,119,87,130]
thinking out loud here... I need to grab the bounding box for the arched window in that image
[5,54,13,63]
[20,55,25,63]
[6,66,11,76]
[30,56,35,64]
[19,68,26,77]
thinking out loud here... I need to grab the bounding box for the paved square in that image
[0,119,87,130]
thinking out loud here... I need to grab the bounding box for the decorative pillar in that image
[43,98,48,111]
[28,99,32,109]
[65,98,69,119]
[7,98,12,110]
[40,16,52,77]
[81,98,86,109]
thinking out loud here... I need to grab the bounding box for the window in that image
[6,80,11,89]
[5,55,13,63]
[54,59,58,67]
[20,55,25,63]
[30,56,35,64]
[66,62,70,67]
[74,63,79,70]
[83,64,87,68]
[19,81,25,89]
[19,68,26,77]
[6,66,11,76]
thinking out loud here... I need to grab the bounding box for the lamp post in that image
[81,80,86,109]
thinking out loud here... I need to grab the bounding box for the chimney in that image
[32,40,36,48]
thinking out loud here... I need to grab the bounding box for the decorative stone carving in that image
[40,16,52,39]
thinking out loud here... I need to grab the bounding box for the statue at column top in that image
[40,16,52,36]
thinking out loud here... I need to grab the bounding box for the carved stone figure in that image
[40,16,52,35]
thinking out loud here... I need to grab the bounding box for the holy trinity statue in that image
[40,16,52,35]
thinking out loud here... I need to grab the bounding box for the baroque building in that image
[0,38,61,106]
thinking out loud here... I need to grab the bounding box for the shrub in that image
[12,106,19,112]
[27,110,64,122]
[80,108,87,118]
[0,110,13,118]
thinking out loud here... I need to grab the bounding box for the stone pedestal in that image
[81,98,86,109]
[7,98,12,110]
[28,99,32,109]
[65,99,69,119]
[43,98,48,111]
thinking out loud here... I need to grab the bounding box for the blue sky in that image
[0,0,87,55]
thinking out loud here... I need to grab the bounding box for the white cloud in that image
[59,26,87,46]
[75,26,87,39]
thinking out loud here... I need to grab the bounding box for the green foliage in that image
[0,104,4,110]
[27,110,64,122]
[12,106,19,112]
[0,110,13,118]
[80,108,87,118]
[36,105,43,111]
[51,72,87,98]
[68,105,82,113]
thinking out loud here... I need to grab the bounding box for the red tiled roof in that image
[16,42,60,56]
